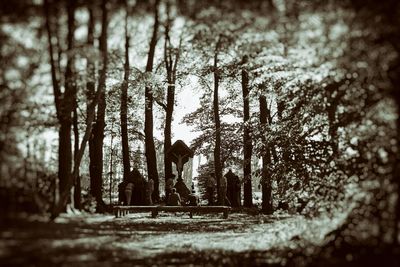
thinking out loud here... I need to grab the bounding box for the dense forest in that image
[1,0,399,265]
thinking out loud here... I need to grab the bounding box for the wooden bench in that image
[114,206,157,218]
[154,206,231,219]
[113,205,231,219]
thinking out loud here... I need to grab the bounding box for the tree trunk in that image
[120,6,131,182]
[242,55,253,207]
[86,5,95,120]
[73,104,81,209]
[213,39,223,205]
[85,2,95,207]
[259,95,273,214]
[44,0,76,215]
[163,5,181,192]
[58,118,72,210]
[54,0,76,213]
[109,126,114,205]
[47,0,106,220]
[395,86,400,245]
[89,0,108,211]
[164,85,174,182]
[389,46,400,245]
[144,0,160,203]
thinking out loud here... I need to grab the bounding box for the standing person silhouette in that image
[124,182,134,205]
[147,178,154,205]
[206,172,216,206]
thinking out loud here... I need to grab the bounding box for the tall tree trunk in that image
[276,100,287,186]
[55,0,77,212]
[389,44,400,245]
[61,0,76,208]
[73,104,81,209]
[120,5,131,181]
[47,0,105,220]
[58,118,72,210]
[213,38,223,205]
[242,55,253,207]
[265,102,279,166]
[86,2,95,205]
[259,95,273,213]
[164,85,174,181]
[163,4,181,191]
[109,122,114,205]
[89,0,108,211]
[395,84,400,245]
[44,0,76,215]
[86,5,95,121]
[144,0,160,203]
[163,4,174,187]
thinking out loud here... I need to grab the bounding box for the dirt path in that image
[0,212,343,266]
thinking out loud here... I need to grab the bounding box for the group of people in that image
[165,174,198,206]
[118,168,242,207]
[165,187,199,206]
[118,169,198,206]
[118,168,154,206]
[206,169,241,207]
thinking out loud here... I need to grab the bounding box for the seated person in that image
[174,178,191,202]
[186,190,199,206]
[167,188,181,206]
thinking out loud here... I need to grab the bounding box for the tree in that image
[259,94,272,213]
[89,0,108,211]
[80,2,96,210]
[72,97,80,209]
[188,3,250,205]
[144,0,161,202]
[212,35,224,205]
[183,95,243,169]
[44,0,77,213]
[120,1,131,182]
[241,55,253,207]
[162,1,182,189]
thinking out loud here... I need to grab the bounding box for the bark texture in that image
[144,0,160,202]
[259,95,272,214]
[213,37,223,205]
[242,55,253,207]
[89,0,108,210]
[120,5,131,182]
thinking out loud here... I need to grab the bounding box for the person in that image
[225,169,235,206]
[167,188,181,206]
[124,182,134,206]
[118,181,127,204]
[129,168,146,205]
[165,175,175,203]
[174,178,191,203]
[147,178,154,205]
[226,169,243,207]
[221,174,231,206]
[186,190,199,206]
[206,172,216,206]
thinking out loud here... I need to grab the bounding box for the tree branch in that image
[44,0,61,116]
[155,99,167,111]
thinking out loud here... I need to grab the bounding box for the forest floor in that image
[0,210,349,266]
